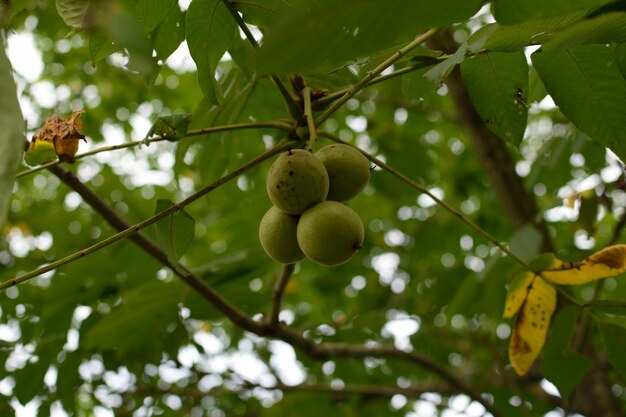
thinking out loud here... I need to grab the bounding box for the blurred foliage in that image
[2,1,626,416]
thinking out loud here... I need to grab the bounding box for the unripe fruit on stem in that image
[266,149,329,215]
[297,201,364,266]
[315,144,370,202]
[259,206,305,264]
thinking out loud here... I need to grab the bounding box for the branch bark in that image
[44,166,499,416]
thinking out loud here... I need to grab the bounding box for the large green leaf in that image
[186,0,237,105]
[532,44,626,161]
[84,281,186,357]
[540,306,591,401]
[491,0,611,24]
[153,4,186,60]
[133,0,177,33]
[12,357,51,404]
[543,12,626,51]
[55,0,90,29]
[467,13,586,53]
[255,0,483,73]
[0,38,25,235]
[233,0,292,29]
[600,322,626,379]
[460,52,529,145]
[155,199,195,261]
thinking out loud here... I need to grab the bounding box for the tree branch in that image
[1,139,296,290]
[302,87,318,151]
[15,120,294,179]
[267,263,295,326]
[134,379,453,401]
[46,165,498,415]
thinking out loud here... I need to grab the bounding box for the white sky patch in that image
[7,32,43,82]
[345,115,367,132]
[229,351,270,384]
[382,318,420,350]
[268,341,306,386]
[417,187,444,208]
[166,41,197,73]
[371,252,400,284]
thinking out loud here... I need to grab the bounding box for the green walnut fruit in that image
[259,205,305,264]
[266,149,329,215]
[297,201,364,266]
[314,144,370,202]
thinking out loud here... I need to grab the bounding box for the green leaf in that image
[541,306,591,401]
[600,322,626,379]
[543,12,626,51]
[532,44,626,162]
[0,38,25,235]
[55,0,90,29]
[153,5,186,61]
[4,0,33,23]
[12,358,51,404]
[508,224,544,263]
[84,281,186,357]
[145,114,193,142]
[233,0,291,29]
[255,0,483,73]
[56,353,82,411]
[186,0,237,105]
[102,9,158,77]
[133,0,177,33]
[401,67,440,107]
[155,199,195,261]
[617,42,626,78]
[491,0,612,24]
[467,13,586,53]
[460,52,529,145]
[88,32,120,65]
[424,43,467,84]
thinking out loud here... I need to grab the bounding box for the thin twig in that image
[1,139,296,290]
[302,87,317,151]
[267,263,295,325]
[315,29,439,126]
[318,130,527,268]
[15,120,294,179]
[314,62,434,109]
[134,379,453,400]
[271,323,500,417]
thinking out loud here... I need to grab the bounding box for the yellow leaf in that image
[541,244,626,285]
[509,276,556,376]
[503,272,534,319]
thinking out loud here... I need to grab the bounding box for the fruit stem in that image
[303,87,318,152]
[267,263,295,326]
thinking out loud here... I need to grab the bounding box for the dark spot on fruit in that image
[276,185,281,189]
[289,171,294,176]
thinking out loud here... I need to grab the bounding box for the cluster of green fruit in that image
[259,144,370,266]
